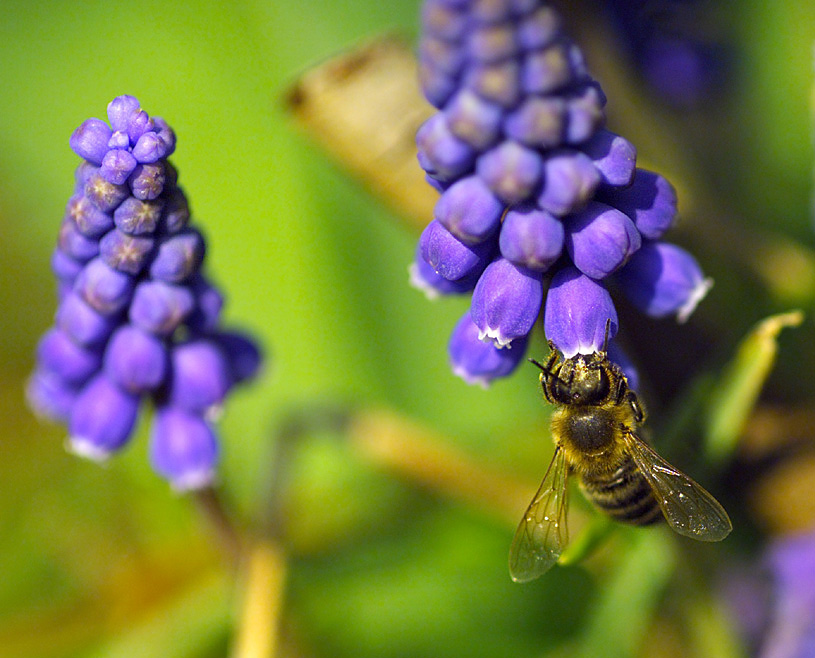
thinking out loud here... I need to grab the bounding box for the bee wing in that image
[509,446,569,582]
[622,432,732,541]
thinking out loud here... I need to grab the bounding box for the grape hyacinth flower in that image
[411,0,711,386]
[27,96,262,491]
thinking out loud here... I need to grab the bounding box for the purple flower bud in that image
[58,219,99,263]
[544,266,618,357]
[607,340,640,392]
[107,95,141,133]
[74,257,135,315]
[565,83,606,144]
[521,41,578,95]
[422,0,467,41]
[74,161,98,191]
[517,5,561,50]
[149,229,205,283]
[424,173,450,194]
[565,201,641,279]
[99,229,155,275]
[132,131,167,163]
[84,171,129,212]
[420,220,494,281]
[420,35,464,77]
[449,311,529,387]
[113,196,163,235]
[476,140,543,204]
[416,114,476,182]
[596,169,677,240]
[471,257,543,347]
[69,374,140,460]
[107,130,130,150]
[467,22,519,63]
[100,149,138,185]
[504,96,566,148]
[129,280,195,336]
[69,118,112,165]
[26,370,79,423]
[434,176,503,244]
[51,249,83,286]
[499,204,564,271]
[150,407,218,490]
[185,275,225,333]
[580,129,637,187]
[166,340,231,414]
[56,292,117,347]
[127,110,152,145]
[128,162,166,200]
[537,150,601,216]
[104,324,168,393]
[211,331,263,384]
[158,188,190,234]
[65,194,114,238]
[419,65,457,110]
[36,328,102,385]
[409,249,478,298]
[444,89,503,150]
[464,60,521,108]
[152,117,176,157]
[616,241,712,322]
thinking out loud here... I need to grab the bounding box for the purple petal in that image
[166,340,232,415]
[104,324,168,394]
[210,331,263,385]
[113,196,164,235]
[596,169,677,240]
[580,129,637,187]
[99,229,155,275]
[107,95,141,133]
[409,246,479,298]
[565,201,641,279]
[36,328,102,385]
[150,407,218,491]
[499,203,564,271]
[65,194,114,238]
[100,148,138,185]
[74,257,135,315]
[84,170,129,213]
[544,266,618,357]
[416,114,476,182]
[148,229,205,283]
[476,140,543,204]
[128,162,166,201]
[434,175,504,244]
[26,370,79,424]
[56,292,117,347]
[537,150,601,216]
[129,280,195,336]
[420,219,494,281]
[444,89,503,150]
[69,118,112,165]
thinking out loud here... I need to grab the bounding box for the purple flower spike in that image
[74,258,135,315]
[36,328,102,385]
[445,89,503,150]
[616,241,712,322]
[129,162,166,200]
[464,60,521,108]
[104,325,168,394]
[420,220,493,281]
[126,110,152,145]
[580,129,637,187]
[449,311,529,387]
[544,266,618,357]
[69,118,112,165]
[26,371,79,424]
[409,247,478,299]
[99,229,155,275]
[69,374,140,461]
[129,280,195,336]
[84,171,129,213]
[499,204,564,271]
[476,140,543,204]
[434,176,504,244]
[100,149,138,185]
[537,150,601,216]
[212,331,263,384]
[471,257,543,348]
[416,114,476,182]
[58,219,100,263]
[150,407,218,491]
[167,340,232,415]
[597,169,677,240]
[107,95,141,133]
[565,201,641,279]
[66,194,114,238]
[149,229,205,283]
[56,292,117,347]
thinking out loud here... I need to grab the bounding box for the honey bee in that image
[509,342,732,583]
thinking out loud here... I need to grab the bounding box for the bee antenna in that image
[601,318,612,353]
[528,358,547,371]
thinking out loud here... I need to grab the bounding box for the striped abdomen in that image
[579,455,662,526]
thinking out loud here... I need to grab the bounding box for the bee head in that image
[549,354,612,406]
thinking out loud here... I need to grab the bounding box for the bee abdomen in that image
[580,457,662,526]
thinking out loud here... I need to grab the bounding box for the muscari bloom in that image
[411,0,711,386]
[27,95,262,491]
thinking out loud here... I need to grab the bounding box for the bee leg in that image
[626,390,645,423]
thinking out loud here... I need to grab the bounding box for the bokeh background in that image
[2,1,815,657]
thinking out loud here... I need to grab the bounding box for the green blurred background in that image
[1,1,815,657]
